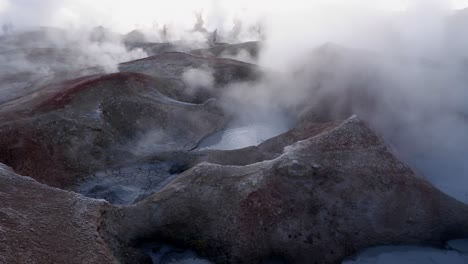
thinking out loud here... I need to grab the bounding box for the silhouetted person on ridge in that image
[212,29,218,43]
[161,24,168,42]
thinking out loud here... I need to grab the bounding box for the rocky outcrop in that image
[190,41,261,61]
[151,120,343,169]
[0,163,121,264]
[0,72,226,188]
[125,42,190,56]
[119,52,259,85]
[119,52,261,103]
[1,38,468,264]
[102,116,468,264]
[72,120,341,205]
[1,103,467,264]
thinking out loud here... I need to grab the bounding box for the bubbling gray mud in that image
[142,242,287,264]
[198,122,291,150]
[143,243,213,264]
[343,240,468,264]
[76,162,183,205]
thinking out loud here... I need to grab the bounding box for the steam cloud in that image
[252,1,468,204]
[1,0,468,205]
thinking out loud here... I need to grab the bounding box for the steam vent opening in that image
[2,1,468,264]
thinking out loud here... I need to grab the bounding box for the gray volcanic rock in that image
[291,43,468,205]
[118,52,260,100]
[0,163,120,264]
[190,41,261,61]
[118,52,261,104]
[74,120,338,205]
[122,30,147,46]
[153,120,343,169]
[0,72,226,188]
[126,42,190,56]
[103,116,468,264]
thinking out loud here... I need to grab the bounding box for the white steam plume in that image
[1,0,468,204]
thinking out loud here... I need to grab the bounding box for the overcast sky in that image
[1,0,468,33]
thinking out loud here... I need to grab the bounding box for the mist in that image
[3,1,468,263]
[1,0,468,204]
[212,1,468,204]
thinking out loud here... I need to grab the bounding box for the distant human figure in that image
[161,24,168,42]
[211,29,218,43]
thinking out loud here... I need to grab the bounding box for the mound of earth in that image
[102,116,468,264]
[1,38,468,264]
[125,41,191,56]
[0,72,225,188]
[120,52,259,87]
[119,52,261,103]
[72,119,341,205]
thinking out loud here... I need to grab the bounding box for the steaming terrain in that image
[1,9,468,263]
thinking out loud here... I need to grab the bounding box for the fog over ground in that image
[2,1,468,263]
[1,0,468,202]
[1,0,468,36]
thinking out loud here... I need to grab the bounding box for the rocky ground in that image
[0,163,118,264]
[0,28,467,264]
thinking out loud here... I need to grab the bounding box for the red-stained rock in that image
[0,72,226,188]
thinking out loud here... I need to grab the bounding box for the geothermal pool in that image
[198,121,292,150]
